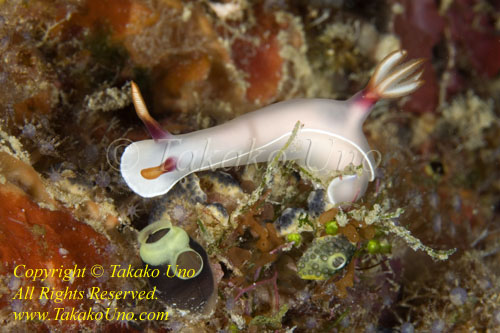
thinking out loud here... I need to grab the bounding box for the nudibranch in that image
[121,50,424,204]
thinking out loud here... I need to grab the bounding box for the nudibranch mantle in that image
[121,50,424,204]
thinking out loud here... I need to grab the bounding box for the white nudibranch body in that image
[121,50,424,204]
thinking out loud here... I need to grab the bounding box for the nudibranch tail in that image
[131,81,172,141]
[366,50,425,100]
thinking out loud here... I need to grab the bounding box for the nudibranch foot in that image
[327,174,363,205]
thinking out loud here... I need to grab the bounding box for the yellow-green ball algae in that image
[297,235,356,280]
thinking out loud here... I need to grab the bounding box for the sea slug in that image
[121,50,423,204]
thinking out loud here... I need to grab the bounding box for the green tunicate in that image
[297,235,355,280]
[138,219,203,280]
